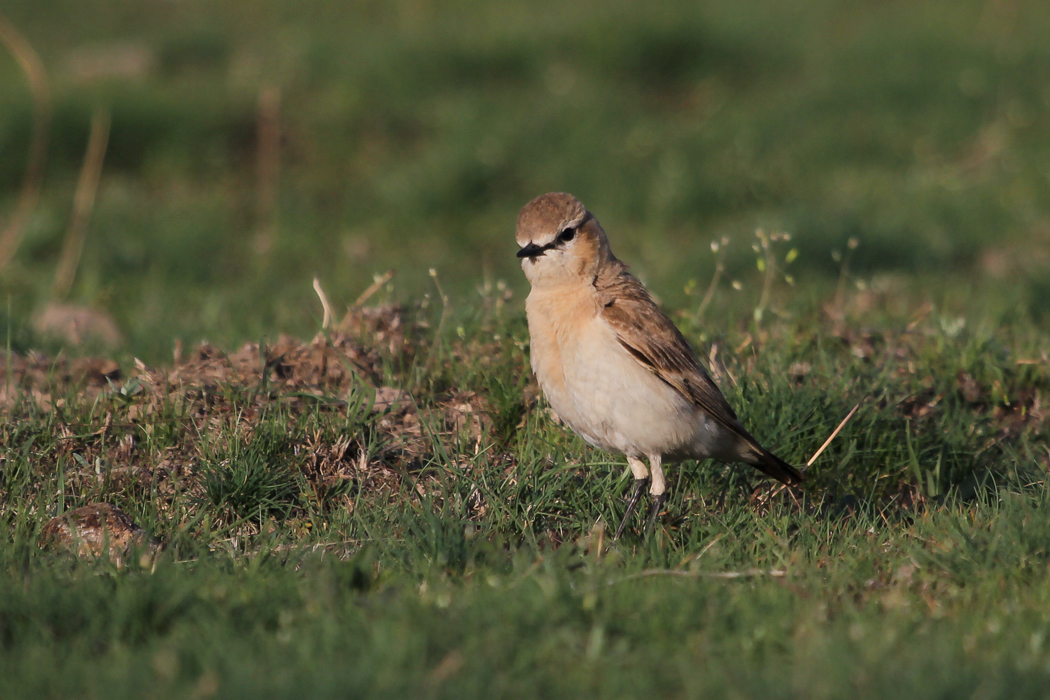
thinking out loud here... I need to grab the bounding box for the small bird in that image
[516,192,803,539]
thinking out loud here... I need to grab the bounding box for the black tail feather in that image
[748,448,804,486]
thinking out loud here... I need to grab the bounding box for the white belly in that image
[530,309,732,460]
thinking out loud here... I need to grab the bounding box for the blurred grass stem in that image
[0,13,50,271]
[832,238,860,316]
[695,238,728,321]
[255,85,281,256]
[753,229,776,324]
[422,268,450,378]
[53,107,110,300]
[352,270,396,309]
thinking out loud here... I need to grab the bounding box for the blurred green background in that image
[1,0,1049,362]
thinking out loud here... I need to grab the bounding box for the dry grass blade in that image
[0,12,51,271]
[611,569,787,585]
[53,107,110,299]
[313,277,334,329]
[353,270,395,308]
[807,400,862,468]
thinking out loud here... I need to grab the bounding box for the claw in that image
[614,477,649,540]
[644,493,667,537]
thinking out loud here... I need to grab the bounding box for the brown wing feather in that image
[595,263,741,431]
[595,262,804,485]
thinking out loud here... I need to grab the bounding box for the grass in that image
[0,294,1047,698]
[6,494,1050,699]
[1,0,1050,697]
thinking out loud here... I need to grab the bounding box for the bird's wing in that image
[596,264,804,485]
[596,266,742,433]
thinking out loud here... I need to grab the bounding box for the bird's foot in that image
[614,477,650,540]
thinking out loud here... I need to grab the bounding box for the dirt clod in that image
[40,502,158,566]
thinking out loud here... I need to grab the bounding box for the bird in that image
[516,192,804,539]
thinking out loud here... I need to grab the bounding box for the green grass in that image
[1,0,1050,697]
[1,295,1047,698]
[6,492,1050,700]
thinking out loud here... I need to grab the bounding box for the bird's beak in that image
[516,242,546,259]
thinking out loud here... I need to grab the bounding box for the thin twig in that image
[53,107,110,299]
[0,12,51,271]
[807,400,862,467]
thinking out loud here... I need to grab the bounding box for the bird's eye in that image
[557,227,576,243]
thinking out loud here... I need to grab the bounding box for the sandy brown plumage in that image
[516,191,803,537]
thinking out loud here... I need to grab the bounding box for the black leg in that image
[644,493,668,537]
[614,477,649,540]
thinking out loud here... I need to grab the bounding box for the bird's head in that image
[515,192,612,287]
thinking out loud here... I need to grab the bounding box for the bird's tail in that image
[746,446,804,486]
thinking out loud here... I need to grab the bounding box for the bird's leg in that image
[615,457,650,540]
[644,455,667,537]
